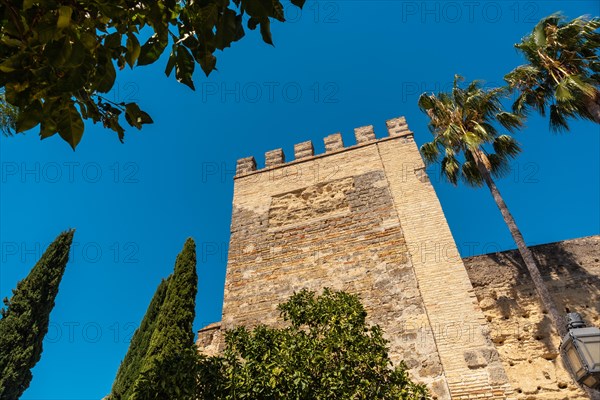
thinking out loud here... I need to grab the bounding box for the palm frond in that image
[419,75,524,187]
[440,155,460,186]
[488,154,512,179]
[420,141,440,165]
[567,75,597,97]
[509,13,600,130]
[477,122,498,137]
[496,112,525,133]
[493,135,521,159]
[417,93,435,112]
[549,104,571,132]
[528,88,549,116]
[555,80,575,102]
[463,132,482,150]
[460,159,484,188]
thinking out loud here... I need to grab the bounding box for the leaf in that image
[66,37,86,67]
[165,49,176,77]
[463,132,481,149]
[16,100,42,133]
[419,141,439,164]
[57,6,73,29]
[37,19,58,44]
[567,75,596,97]
[125,103,153,129]
[40,100,58,139]
[40,120,58,139]
[138,33,168,66]
[104,32,122,49]
[493,135,521,158]
[417,94,435,110]
[290,0,306,7]
[175,47,196,89]
[57,102,84,150]
[107,117,126,142]
[45,37,72,67]
[96,57,116,93]
[496,112,523,132]
[1,36,23,47]
[0,54,22,72]
[248,17,259,30]
[23,0,35,10]
[126,34,141,68]
[80,32,96,50]
[549,104,569,132]
[214,9,245,50]
[197,52,216,77]
[533,21,547,48]
[555,80,573,102]
[259,19,273,45]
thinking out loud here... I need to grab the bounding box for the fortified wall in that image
[464,236,600,399]
[198,117,514,399]
[197,116,600,399]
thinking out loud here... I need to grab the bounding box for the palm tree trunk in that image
[470,153,600,399]
[584,92,600,124]
[472,154,600,398]
[471,150,566,338]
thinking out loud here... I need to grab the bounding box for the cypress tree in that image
[109,276,172,400]
[130,238,198,400]
[0,230,75,400]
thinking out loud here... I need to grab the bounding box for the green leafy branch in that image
[0,0,306,149]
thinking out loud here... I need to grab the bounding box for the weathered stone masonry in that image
[198,117,517,399]
[464,236,600,399]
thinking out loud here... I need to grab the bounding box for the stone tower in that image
[198,117,514,399]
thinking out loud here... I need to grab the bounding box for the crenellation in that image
[235,117,414,177]
[293,140,314,160]
[386,116,412,136]
[324,133,344,152]
[354,125,376,143]
[236,156,256,175]
[265,148,285,167]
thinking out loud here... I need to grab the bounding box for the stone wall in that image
[198,117,514,399]
[464,236,600,399]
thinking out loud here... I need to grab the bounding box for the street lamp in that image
[560,312,600,389]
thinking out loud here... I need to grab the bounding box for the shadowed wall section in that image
[464,236,600,399]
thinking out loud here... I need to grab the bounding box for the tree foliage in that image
[109,276,171,400]
[0,229,75,400]
[418,75,568,343]
[198,289,429,400]
[129,238,198,400]
[505,14,600,131]
[0,0,306,149]
[418,75,524,187]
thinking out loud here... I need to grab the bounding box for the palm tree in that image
[505,14,600,131]
[418,75,567,339]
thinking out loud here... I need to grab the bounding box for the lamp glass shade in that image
[576,334,600,372]
[562,326,600,389]
[571,327,600,373]
[563,338,586,380]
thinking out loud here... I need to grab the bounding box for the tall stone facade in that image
[198,117,515,399]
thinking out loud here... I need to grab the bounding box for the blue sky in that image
[1,1,599,398]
